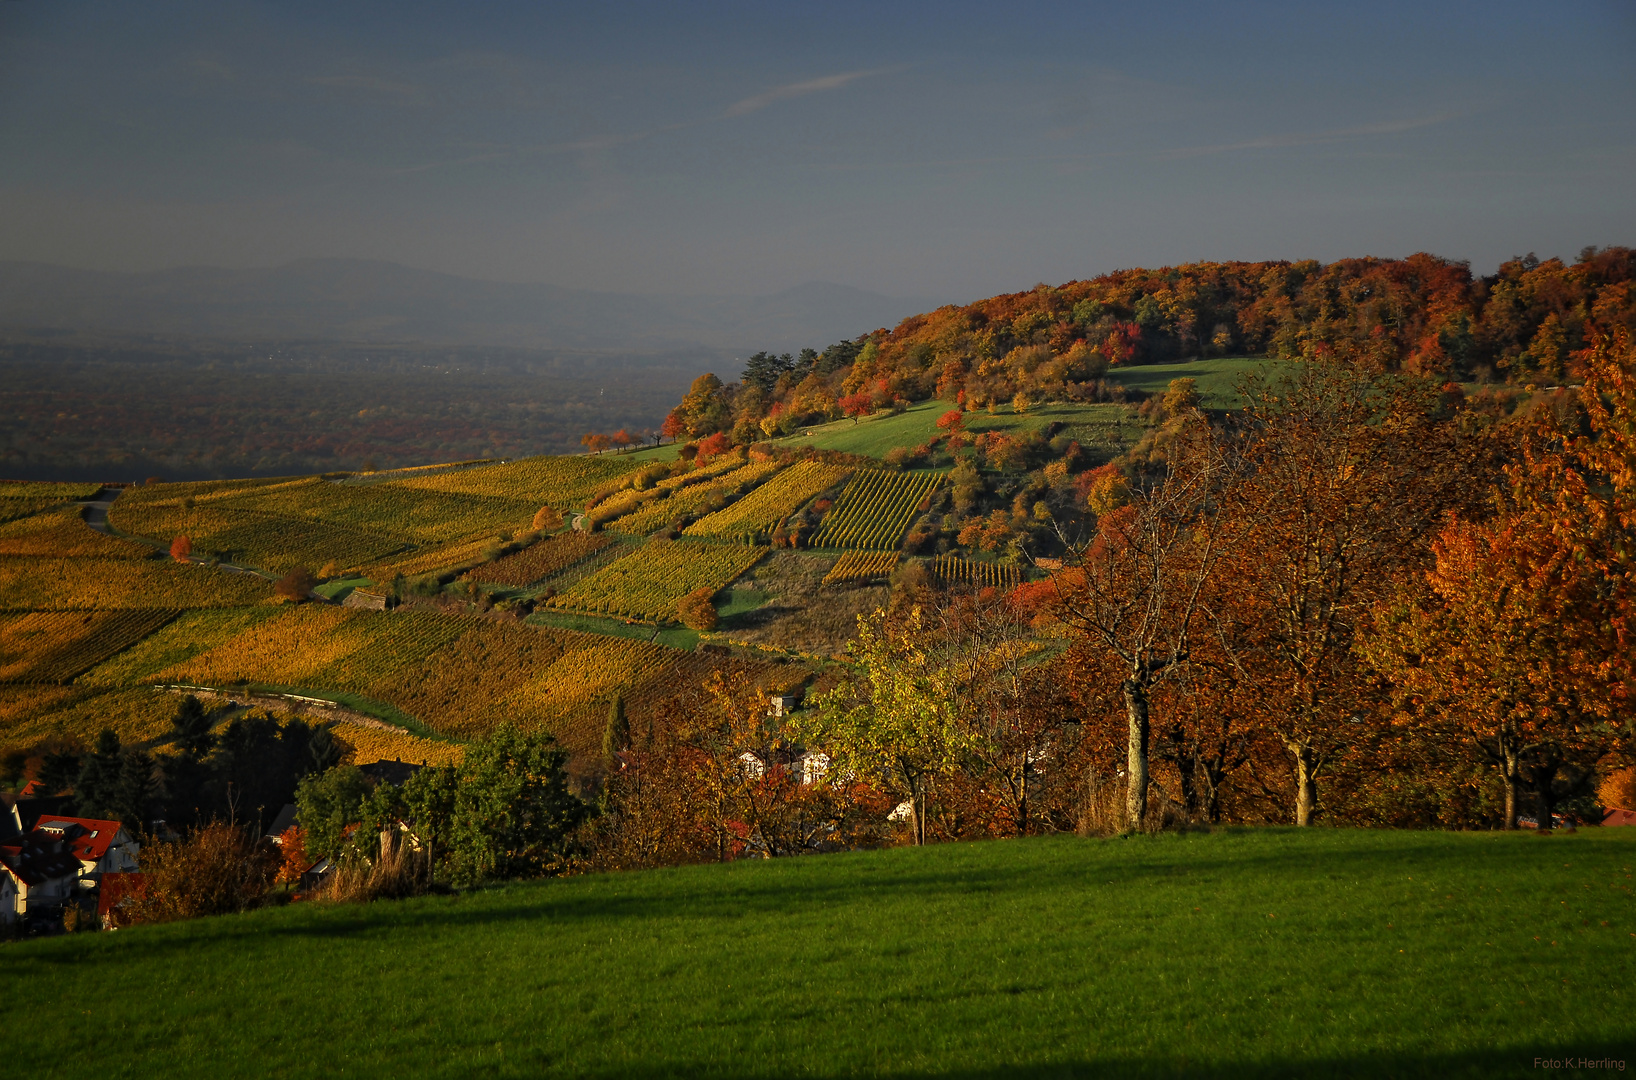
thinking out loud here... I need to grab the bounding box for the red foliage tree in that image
[169,535,192,561]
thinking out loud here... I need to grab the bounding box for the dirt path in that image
[78,487,288,586]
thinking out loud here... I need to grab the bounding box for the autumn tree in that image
[794,606,969,845]
[128,822,280,924]
[676,587,719,631]
[1048,415,1237,828]
[1367,325,1636,827]
[274,567,317,602]
[1218,361,1481,825]
[930,589,1081,837]
[170,534,192,561]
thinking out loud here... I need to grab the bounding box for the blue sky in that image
[1,1,1631,301]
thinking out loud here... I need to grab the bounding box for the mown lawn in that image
[6,828,1632,1078]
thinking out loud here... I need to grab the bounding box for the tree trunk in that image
[1123,677,1150,829]
[1292,744,1318,826]
[1533,759,1560,832]
[1501,744,1521,830]
[1018,748,1029,838]
[910,776,927,846]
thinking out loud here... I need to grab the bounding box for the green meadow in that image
[8,828,1632,1078]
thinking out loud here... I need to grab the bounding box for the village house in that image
[0,798,140,926]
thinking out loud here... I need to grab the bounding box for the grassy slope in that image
[10,829,1633,1078]
[780,357,1275,460]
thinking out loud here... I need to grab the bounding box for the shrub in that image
[274,567,318,602]
[170,535,192,561]
[127,822,280,924]
[677,587,719,630]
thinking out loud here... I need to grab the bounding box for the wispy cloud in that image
[724,68,894,117]
[308,75,423,102]
[1160,112,1463,159]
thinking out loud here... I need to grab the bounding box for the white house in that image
[0,811,139,925]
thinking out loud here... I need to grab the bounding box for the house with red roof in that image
[0,803,139,926]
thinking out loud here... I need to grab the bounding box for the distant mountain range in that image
[0,258,945,354]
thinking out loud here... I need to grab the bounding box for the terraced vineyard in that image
[931,555,1024,588]
[821,550,900,586]
[0,609,180,684]
[0,558,272,610]
[683,462,851,543]
[466,531,611,587]
[335,723,464,768]
[388,454,641,512]
[599,461,783,534]
[0,685,192,749]
[0,507,156,558]
[548,539,768,623]
[810,470,944,550]
[110,476,535,574]
[79,607,280,687]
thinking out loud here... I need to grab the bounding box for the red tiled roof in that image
[0,839,82,888]
[33,817,127,862]
[1604,807,1636,827]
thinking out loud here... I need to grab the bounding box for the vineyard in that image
[109,476,537,574]
[931,555,1024,588]
[359,534,502,580]
[548,539,768,623]
[0,558,272,610]
[334,723,464,768]
[0,609,179,684]
[809,470,944,550]
[682,462,852,543]
[79,607,280,687]
[0,497,81,526]
[597,460,783,534]
[521,641,811,759]
[0,507,157,559]
[466,531,611,587]
[388,454,640,512]
[0,685,193,752]
[0,481,103,501]
[821,550,900,587]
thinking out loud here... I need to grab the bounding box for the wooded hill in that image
[661,248,1636,443]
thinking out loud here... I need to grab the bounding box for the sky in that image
[1,0,1632,303]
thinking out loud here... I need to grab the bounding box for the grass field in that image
[8,828,1632,1077]
[774,357,1281,462]
[1105,356,1284,408]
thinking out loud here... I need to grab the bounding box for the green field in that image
[1106,356,1283,408]
[11,828,1632,1077]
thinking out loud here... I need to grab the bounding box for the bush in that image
[170,535,192,561]
[274,567,318,602]
[676,587,719,630]
[127,822,280,924]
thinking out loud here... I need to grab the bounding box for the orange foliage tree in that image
[170,535,192,561]
[1214,362,1481,825]
[1047,416,1237,828]
[1366,325,1636,827]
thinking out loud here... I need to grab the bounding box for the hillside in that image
[8,828,1633,1077]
